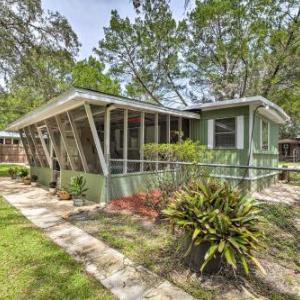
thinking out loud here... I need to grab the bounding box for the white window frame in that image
[213,117,237,149]
[260,118,269,151]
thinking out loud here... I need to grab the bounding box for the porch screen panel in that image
[90,105,105,174]
[71,106,101,174]
[170,116,179,143]
[128,111,141,172]
[182,118,190,140]
[46,117,71,170]
[144,113,156,171]
[110,109,124,174]
[30,125,49,167]
[20,129,35,166]
[24,127,41,167]
[158,114,167,169]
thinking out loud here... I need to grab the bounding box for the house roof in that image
[6,88,201,131]
[0,131,20,139]
[6,89,289,131]
[184,96,290,124]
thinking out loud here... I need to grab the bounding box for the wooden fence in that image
[0,144,27,163]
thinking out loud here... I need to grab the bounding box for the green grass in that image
[260,203,300,270]
[0,163,23,177]
[0,197,115,300]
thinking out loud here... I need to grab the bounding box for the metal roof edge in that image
[6,88,200,131]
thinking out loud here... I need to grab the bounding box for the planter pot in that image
[73,198,84,207]
[184,237,222,274]
[31,182,38,187]
[23,179,31,185]
[58,191,72,200]
[49,188,56,195]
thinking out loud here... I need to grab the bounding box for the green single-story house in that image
[6,88,289,203]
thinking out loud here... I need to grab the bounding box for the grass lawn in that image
[0,197,115,300]
[72,202,300,300]
[0,163,28,177]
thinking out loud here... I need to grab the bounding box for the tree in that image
[71,56,121,95]
[95,0,187,106]
[0,0,79,89]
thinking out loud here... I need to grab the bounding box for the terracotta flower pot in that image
[23,179,31,185]
[58,191,72,200]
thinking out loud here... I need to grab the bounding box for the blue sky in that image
[42,0,190,60]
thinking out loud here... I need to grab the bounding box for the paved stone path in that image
[0,178,193,300]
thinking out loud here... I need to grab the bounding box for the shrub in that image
[163,179,265,275]
[18,167,28,178]
[8,167,18,179]
[31,175,38,182]
[69,175,88,198]
[143,140,213,218]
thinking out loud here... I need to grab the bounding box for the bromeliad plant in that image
[163,179,265,275]
[69,175,88,198]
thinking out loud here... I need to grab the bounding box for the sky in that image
[42,0,190,60]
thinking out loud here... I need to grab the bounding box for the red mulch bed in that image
[106,190,161,218]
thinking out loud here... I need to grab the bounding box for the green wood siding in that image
[30,167,52,186]
[190,106,249,165]
[60,170,105,203]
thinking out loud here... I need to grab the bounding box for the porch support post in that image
[84,103,108,176]
[27,126,44,167]
[155,113,159,170]
[140,111,145,172]
[55,115,76,171]
[104,107,112,202]
[19,128,32,166]
[178,117,182,142]
[67,111,89,173]
[44,119,63,169]
[166,115,171,170]
[36,125,51,167]
[123,109,128,174]
[166,115,171,143]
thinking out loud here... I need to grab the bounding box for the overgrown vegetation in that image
[72,195,300,299]
[0,197,114,299]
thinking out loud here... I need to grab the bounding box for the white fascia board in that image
[75,89,200,119]
[188,96,289,124]
[6,88,200,131]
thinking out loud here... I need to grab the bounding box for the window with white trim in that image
[261,119,269,151]
[214,118,236,148]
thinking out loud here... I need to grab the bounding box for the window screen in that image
[214,118,236,148]
[261,119,269,151]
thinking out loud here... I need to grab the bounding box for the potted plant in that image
[69,175,88,206]
[18,167,29,182]
[163,179,265,275]
[49,181,57,195]
[8,167,17,180]
[57,188,72,200]
[31,175,38,187]
[23,175,31,185]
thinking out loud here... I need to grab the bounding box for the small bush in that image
[31,175,38,182]
[18,167,28,178]
[163,179,265,274]
[69,175,88,198]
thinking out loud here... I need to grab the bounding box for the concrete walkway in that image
[0,178,193,300]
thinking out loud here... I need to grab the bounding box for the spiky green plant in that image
[69,175,88,198]
[163,179,265,274]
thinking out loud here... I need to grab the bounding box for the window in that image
[0,138,3,144]
[214,118,236,148]
[261,119,269,151]
[4,138,12,145]
[13,139,19,145]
